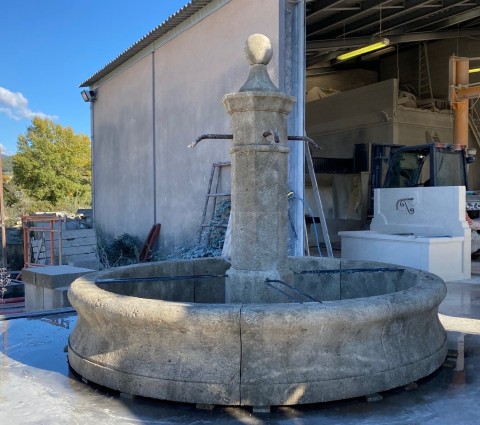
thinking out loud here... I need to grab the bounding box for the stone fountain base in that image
[68,257,447,407]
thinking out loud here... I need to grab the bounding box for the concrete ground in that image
[1,266,480,424]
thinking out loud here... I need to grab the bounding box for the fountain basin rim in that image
[67,257,447,406]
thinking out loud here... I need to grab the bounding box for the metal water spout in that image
[222,34,296,303]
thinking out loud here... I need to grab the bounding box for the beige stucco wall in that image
[91,0,281,250]
[93,56,155,241]
[153,0,281,250]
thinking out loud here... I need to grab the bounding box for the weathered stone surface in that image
[239,34,277,92]
[288,256,341,301]
[244,33,273,66]
[68,263,242,405]
[67,34,448,408]
[222,91,294,303]
[193,257,229,303]
[239,268,447,406]
[68,258,447,406]
[225,268,294,304]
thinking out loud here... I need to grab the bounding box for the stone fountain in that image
[67,34,447,409]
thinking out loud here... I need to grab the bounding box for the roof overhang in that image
[306,0,480,69]
[80,0,480,87]
[80,0,213,87]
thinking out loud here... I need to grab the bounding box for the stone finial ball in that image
[244,34,273,65]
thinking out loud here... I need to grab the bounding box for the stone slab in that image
[23,265,94,312]
[340,231,470,282]
[22,265,95,289]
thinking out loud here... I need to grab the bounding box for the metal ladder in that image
[418,42,434,108]
[469,107,480,148]
[200,150,332,258]
[199,162,231,244]
[305,143,333,257]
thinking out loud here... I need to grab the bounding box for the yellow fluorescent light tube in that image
[337,38,390,61]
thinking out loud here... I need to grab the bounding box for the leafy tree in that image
[3,177,21,208]
[13,117,91,207]
[2,156,13,174]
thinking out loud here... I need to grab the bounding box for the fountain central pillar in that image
[223,34,296,303]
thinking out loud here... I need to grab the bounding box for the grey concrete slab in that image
[23,265,94,312]
[22,265,95,289]
[1,277,480,424]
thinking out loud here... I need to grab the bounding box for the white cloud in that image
[0,143,12,155]
[0,87,58,121]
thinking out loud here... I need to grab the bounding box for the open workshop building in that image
[3,2,480,423]
[80,0,480,255]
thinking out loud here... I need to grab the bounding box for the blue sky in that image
[0,0,188,155]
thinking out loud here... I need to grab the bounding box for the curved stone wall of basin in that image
[67,257,447,406]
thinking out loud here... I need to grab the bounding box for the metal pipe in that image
[264,280,302,303]
[288,135,319,149]
[187,134,233,148]
[265,278,322,303]
[297,267,405,275]
[96,274,226,284]
[189,133,319,149]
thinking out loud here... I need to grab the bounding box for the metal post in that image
[281,0,305,257]
[58,218,63,266]
[24,221,30,268]
[305,144,333,257]
[0,153,7,268]
[454,58,470,147]
[49,219,55,265]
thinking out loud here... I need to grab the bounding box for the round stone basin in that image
[67,256,447,407]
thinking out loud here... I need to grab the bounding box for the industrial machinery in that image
[371,142,478,214]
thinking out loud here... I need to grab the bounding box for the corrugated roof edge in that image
[79,0,212,88]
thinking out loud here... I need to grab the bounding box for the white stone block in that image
[340,186,471,281]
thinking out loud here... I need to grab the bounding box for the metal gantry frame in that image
[22,214,65,268]
[449,56,480,148]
